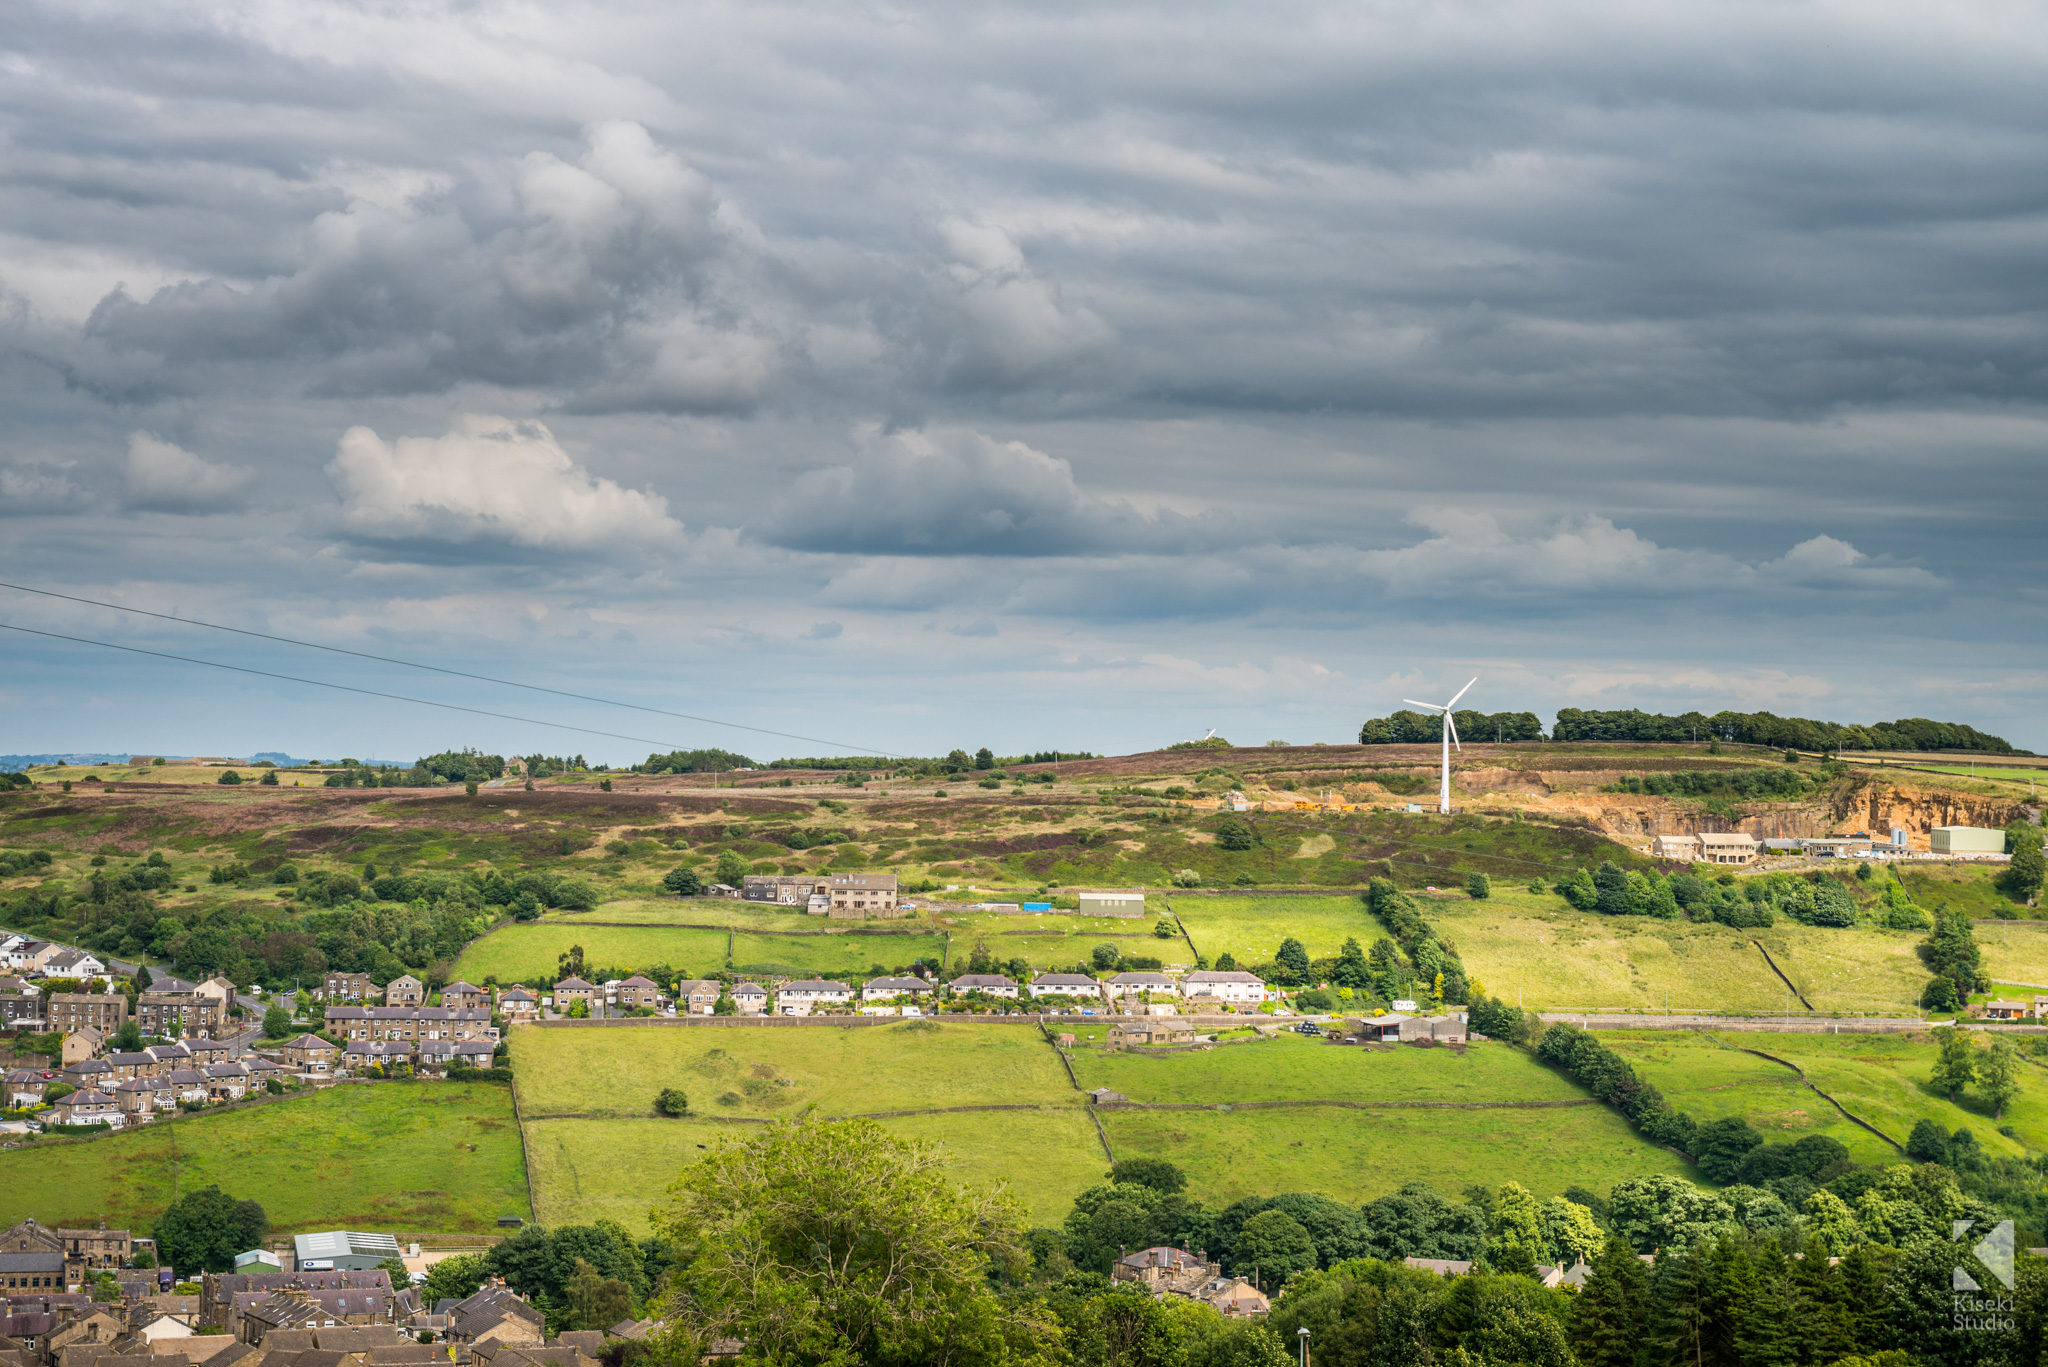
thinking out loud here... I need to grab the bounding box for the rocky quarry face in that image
[1376,768,2027,847]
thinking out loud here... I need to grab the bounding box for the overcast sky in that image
[3,0,2045,762]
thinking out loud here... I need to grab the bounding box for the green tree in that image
[1979,1036,2020,1120]
[651,1118,1049,1364]
[152,1185,267,1273]
[420,1252,487,1305]
[258,769,278,786]
[1065,1286,1186,1367]
[1930,1025,1976,1103]
[1592,862,1631,916]
[654,1087,689,1117]
[566,1257,633,1332]
[1465,872,1490,899]
[111,1019,144,1052]
[1571,1236,1650,1367]
[1274,938,1311,985]
[1922,908,1983,1003]
[261,1005,290,1038]
[1559,867,1598,910]
[661,866,704,896]
[1231,1210,1316,1290]
[2004,840,2045,903]
[974,748,994,770]
[1184,1318,1291,1367]
[217,770,243,785]
[713,850,749,886]
[1215,818,1255,851]
[1107,1158,1187,1193]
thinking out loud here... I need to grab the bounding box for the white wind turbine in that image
[1403,678,1477,814]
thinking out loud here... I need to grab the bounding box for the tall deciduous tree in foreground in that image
[652,1118,1056,1367]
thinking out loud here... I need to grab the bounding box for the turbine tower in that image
[1402,678,1477,814]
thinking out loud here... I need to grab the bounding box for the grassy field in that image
[1166,892,1958,1015]
[1981,923,2048,987]
[454,923,951,983]
[0,1081,527,1233]
[512,1022,1693,1230]
[511,1020,1074,1118]
[1431,897,1949,1016]
[1894,864,2031,919]
[1604,1030,2043,1163]
[1067,1033,1589,1105]
[522,1110,1108,1231]
[1099,1103,1697,1209]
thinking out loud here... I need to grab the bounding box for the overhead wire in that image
[0,622,886,759]
[0,580,895,757]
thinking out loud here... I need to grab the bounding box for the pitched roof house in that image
[861,976,933,1002]
[948,974,1019,998]
[1105,971,1179,999]
[1027,973,1102,999]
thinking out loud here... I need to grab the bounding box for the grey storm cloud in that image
[760,426,1226,557]
[1,0,2046,754]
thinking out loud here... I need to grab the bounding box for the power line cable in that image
[0,622,884,760]
[0,579,893,757]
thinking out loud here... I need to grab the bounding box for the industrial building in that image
[292,1231,403,1271]
[1930,826,2005,855]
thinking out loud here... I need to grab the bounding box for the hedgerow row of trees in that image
[1548,862,1872,928]
[1356,706,2021,753]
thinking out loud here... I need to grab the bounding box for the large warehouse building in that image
[1930,826,2006,855]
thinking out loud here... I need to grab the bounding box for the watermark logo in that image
[1951,1220,2014,1292]
[1953,1220,2015,1334]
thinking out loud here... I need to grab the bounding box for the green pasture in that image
[454,922,949,983]
[511,1019,1073,1118]
[1067,1033,1588,1106]
[1167,892,1939,1015]
[1895,864,2033,919]
[0,1082,527,1234]
[1167,894,1384,965]
[1427,900,1939,1016]
[1605,1030,2042,1163]
[1099,1103,1696,1209]
[522,1110,1106,1231]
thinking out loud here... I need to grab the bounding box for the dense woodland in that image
[1357,708,2022,754]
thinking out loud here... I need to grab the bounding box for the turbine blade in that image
[1447,712,1462,752]
[1401,700,1442,712]
[1447,677,1478,709]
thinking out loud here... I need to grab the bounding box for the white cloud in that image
[803,620,843,639]
[326,414,681,550]
[1759,535,1942,590]
[1348,511,1943,597]
[124,433,255,512]
[931,219,1112,390]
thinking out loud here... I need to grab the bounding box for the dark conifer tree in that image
[1785,1236,1855,1366]
[1572,1235,1651,1367]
